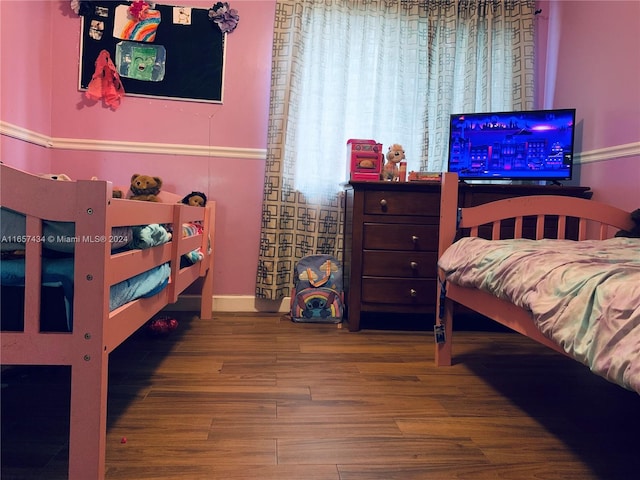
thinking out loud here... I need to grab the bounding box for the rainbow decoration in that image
[113,6,161,43]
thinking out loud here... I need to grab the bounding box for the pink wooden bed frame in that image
[0,164,215,479]
[435,172,634,367]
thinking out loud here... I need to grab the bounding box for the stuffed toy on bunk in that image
[178,192,208,265]
[40,173,72,181]
[181,191,207,207]
[90,176,125,198]
[128,173,163,202]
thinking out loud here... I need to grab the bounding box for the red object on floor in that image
[147,317,179,336]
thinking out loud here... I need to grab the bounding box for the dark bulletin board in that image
[79,1,225,103]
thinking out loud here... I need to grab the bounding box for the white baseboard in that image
[170,295,290,314]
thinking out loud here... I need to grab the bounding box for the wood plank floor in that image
[2,312,638,480]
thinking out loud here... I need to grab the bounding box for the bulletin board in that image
[79,1,225,103]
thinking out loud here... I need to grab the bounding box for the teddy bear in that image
[381,144,405,181]
[128,173,162,202]
[181,191,207,207]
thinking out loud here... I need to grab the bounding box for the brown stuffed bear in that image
[129,173,162,202]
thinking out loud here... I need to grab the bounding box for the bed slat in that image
[577,218,588,240]
[535,215,544,239]
[557,216,567,239]
[514,216,523,239]
[491,221,500,239]
[23,215,43,334]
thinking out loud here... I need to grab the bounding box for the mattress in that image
[0,257,171,331]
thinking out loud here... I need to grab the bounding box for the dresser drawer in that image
[361,278,437,306]
[362,251,437,278]
[363,223,438,251]
[363,190,440,216]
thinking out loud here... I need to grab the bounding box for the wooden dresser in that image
[343,180,592,331]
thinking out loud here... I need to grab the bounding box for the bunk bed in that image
[0,163,216,479]
[435,172,639,394]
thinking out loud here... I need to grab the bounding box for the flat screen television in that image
[447,108,576,182]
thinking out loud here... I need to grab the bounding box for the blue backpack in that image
[290,254,344,323]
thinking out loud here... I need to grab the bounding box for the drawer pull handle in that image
[411,235,419,243]
[410,289,417,297]
[380,199,387,207]
[410,261,418,269]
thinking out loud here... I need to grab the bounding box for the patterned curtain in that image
[256,0,535,302]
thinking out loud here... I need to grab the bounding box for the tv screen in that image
[447,108,576,182]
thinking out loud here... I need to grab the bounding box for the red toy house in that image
[347,139,383,181]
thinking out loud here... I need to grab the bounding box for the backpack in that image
[290,254,344,323]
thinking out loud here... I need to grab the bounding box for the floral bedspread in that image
[438,237,640,394]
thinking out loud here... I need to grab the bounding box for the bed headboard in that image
[438,172,635,258]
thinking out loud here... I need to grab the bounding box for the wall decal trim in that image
[0,121,267,160]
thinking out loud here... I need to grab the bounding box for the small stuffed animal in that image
[129,173,162,202]
[382,144,405,181]
[181,191,207,207]
[91,176,124,198]
[40,173,72,181]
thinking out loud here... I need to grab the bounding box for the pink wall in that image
[0,1,54,173]
[536,0,640,210]
[2,1,638,300]
[0,136,52,173]
[0,1,53,135]
[1,0,275,297]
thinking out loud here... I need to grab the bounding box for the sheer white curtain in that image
[287,1,431,201]
[256,0,535,301]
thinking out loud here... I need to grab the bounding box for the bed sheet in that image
[439,237,640,393]
[0,257,171,330]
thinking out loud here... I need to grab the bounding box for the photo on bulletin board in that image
[79,1,225,103]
